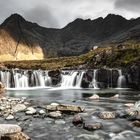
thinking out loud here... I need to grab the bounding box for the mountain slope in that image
[0,13,140,60]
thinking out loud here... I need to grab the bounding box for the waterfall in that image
[0,69,128,89]
[60,71,85,88]
[90,70,99,89]
[117,69,126,88]
[61,71,78,88]
[0,69,52,89]
[75,71,85,87]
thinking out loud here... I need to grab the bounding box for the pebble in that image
[26,107,36,115]
[48,111,62,118]
[5,114,14,120]
[39,110,46,115]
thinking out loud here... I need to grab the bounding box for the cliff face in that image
[0,14,140,60]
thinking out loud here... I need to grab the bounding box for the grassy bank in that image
[1,42,140,70]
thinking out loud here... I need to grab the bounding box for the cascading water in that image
[0,69,52,89]
[89,70,99,89]
[117,69,126,88]
[60,71,85,88]
[75,71,85,87]
[0,69,128,90]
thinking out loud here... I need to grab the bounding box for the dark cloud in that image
[115,0,140,13]
[24,5,59,28]
[0,0,139,28]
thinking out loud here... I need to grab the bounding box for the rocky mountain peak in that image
[1,13,26,27]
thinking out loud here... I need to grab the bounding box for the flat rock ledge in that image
[0,124,30,140]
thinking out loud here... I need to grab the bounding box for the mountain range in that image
[0,13,140,60]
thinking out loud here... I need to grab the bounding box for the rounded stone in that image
[5,115,15,120]
[0,124,21,135]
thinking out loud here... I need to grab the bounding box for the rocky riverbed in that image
[0,90,140,140]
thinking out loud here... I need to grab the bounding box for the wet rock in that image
[26,107,36,115]
[46,104,84,113]
[83,122,103,131]
[55,119,66,124]
[57,104,84,113]
[98,111,117,119]
[76,134,104,140]
[5,115,14,120]
[46,104,58,111]
[125,110,138,120]
[110,94,119,99]
[39,110,46,115]
[0,124,22,135]
[131,120,140,127]
[124,103,134,108]
[48,111,62,119]
[89,94,100,100]
[73,115,84,127]
[12,104,27,113]
[1,132,30,140]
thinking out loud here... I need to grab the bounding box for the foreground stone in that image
[1,132,30,140]
[0,124,30,140]
[89,94,100,100]
[98,111,117,119]
[26,107,36,115]
[46,104,84,113]
[48,111,62,118]
[0,124,21,135]
[83,122,103,131]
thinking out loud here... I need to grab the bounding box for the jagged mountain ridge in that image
[0,13,140,60]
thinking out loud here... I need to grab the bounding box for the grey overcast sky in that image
[0,0,140,28]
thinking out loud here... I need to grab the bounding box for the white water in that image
[0,69,52,89]
[0,69,128,90]
[90,70,99,89]
[117,69,126,88]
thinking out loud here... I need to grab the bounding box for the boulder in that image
[0,124,21,135]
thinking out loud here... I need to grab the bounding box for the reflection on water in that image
[6,88,140,103]
[5,89,140,139]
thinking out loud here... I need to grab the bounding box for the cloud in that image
[24,5,59,28]
[115,0,140,13]
[0,0,139,28]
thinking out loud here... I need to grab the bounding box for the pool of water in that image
[5,89,140,140]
